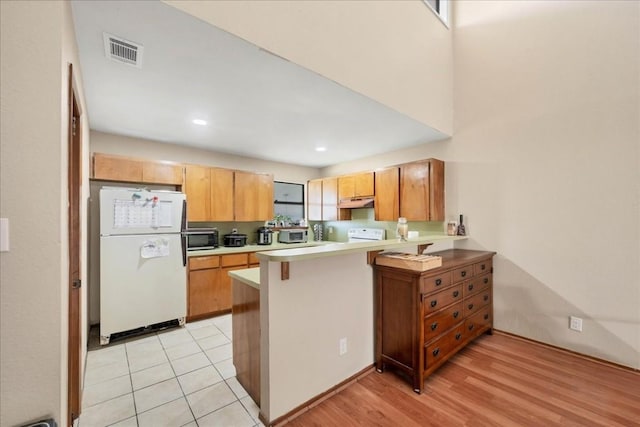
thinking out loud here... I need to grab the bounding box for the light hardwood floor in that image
[285,332,640,427]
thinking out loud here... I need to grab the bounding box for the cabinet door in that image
[400,162,430,221]
[92,153,143,182]
[185,165,211,221]
[374,167,400,221]
[234,171,257,221]
[354,172,374,197]
[322,177,339,221]
[210,167,234,221]
[307,179,323,221]
[143,161,183,185]
[188,268,218,318]
[256,173,274,221]
[428,159,445,221]
[337,175,355,200]
[220,265,248,311]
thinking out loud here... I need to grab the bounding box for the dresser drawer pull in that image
[483,295,489,302]
[461,271,467,277]
[430,322,438,331]
[455,333,462,340]
[481,264,486,270]
[432,348,440,357]
[453,290,459,298]
[435,278,442,286]
[453,311,460,319]
[468,284,474,291]
[484,277,489,284]
[468,303,474,310]
[468,324,475,331]
[430,300,438,308]
[484,314,489,320]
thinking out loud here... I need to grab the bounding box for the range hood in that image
[337,197,375,209]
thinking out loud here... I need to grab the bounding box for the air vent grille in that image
[103,33,143,68]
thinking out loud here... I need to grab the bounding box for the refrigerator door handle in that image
[180,199,187,266]
[181,234,187,267]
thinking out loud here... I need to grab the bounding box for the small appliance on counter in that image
[184,227,219,251]
[256,226,273,245]
[278,228,308,244]
[223,229,247,247]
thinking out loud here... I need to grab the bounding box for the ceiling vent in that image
[103,33,143,68]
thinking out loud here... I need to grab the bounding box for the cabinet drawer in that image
[420,272,452,294]
[423,284,462,315]
[424,302,463,343]
[189,256,220,271]
[474,259,492,276]
[425,323,466,369]
[464,290,491,317]
[452,264,474,282]
[221,253,249,267]
[248,252,260,265]
[463,273,492,297]
[465,306,492,337]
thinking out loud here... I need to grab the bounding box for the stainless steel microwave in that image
[184,228,219,251]
[278,229,308,244]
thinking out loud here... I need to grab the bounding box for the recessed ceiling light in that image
[315,146,327,152]
[192,119,207,126]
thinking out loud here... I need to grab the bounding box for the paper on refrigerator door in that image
[140,238,170,258]
[113,199,173,228]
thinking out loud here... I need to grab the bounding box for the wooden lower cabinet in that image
[374,249,495,393]
[187,252,256,321]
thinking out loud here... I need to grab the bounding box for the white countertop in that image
[187,241,331,257]
[228,267,260,289]
[255,235,467,262]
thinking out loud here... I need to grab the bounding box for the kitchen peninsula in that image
[230,234,470,425]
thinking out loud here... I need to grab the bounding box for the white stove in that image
[347,228,386,242]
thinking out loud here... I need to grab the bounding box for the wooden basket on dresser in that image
[374,249,496,393]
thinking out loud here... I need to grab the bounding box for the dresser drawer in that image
[463,273,492,297]
[189,255,220,271]
[474,259,492,276]
[425,323,466,369]
[420,272,452,294]
[464,306,492,337]
[424,302,463,343]
[452,264,474,282]
[423,284,462,315]
[464,290,491,317]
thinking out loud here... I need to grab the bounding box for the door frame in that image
[67,63,82,425]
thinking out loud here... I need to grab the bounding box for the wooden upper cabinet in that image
[210,167,234,221]
[234,171,257,222]
[338,172,374,200]
[92,153,142,182]
[307,179,323,221]
[142,161,183,185]
[256,173,274,222]
[92,153,183,185]
[185,164,211,222]
[400,159,444,221]
[374,167,400,221]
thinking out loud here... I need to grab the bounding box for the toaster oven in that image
[278,228,308,244]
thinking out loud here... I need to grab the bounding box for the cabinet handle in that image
[435,278,442,286]
[484,314,489,320]
[453,290,459,298]
[431,322,438,331]
[468,324,474,331]
[453,311,459,318]
[468,303,474,310]
[432,348,440,357]
[484,295,489,302]
[481,264,486,270]
[461,271,467,277]
[468,284,474,291]
[455,333,462,340]
[484,277,489,284]
[430,300,438,308]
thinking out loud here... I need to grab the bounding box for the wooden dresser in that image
[374,249,495,393]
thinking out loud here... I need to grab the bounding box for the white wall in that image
[163,0,453,135]
[322,1,640,369]
[0,1,89,426]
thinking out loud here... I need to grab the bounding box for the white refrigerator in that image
[99,187,187,345]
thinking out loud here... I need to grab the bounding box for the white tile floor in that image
[79,315,263,427]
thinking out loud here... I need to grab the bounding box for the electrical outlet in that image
[339,337,347,355]
[569,316,583,332]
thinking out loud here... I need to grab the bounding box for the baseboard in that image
[493,329,639,373]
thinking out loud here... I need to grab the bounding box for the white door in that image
[100,233,186,340]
